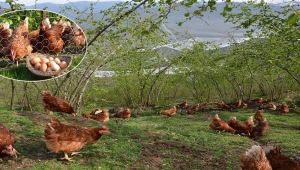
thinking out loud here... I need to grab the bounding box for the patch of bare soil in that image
[130,134,228,170]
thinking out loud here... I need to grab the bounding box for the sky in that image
[0,0,290,6]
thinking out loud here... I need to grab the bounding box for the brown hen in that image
[209,114,236,133]
[42,90,76,117]
[160,106,177,117]
[186,103,199,115]
[0,123,18,158]
[250,118,269,139]
[83,109,110,122]
[250,98,263,104]
[63,23,86,52]
[240,145,272,170]
[28,17,51,53]
[265,145,300,170]
[9,17,33,66]
[279,102,289,114]
[113,108,131,119]
[254,109,264,122]
[0,22,12,58]
[244,116,255,130]
[45,20,65,54]
[227,116,253,135]
[44,115,109,161]
[176,101,189,109]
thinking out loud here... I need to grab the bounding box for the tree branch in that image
[87,0,149,47]
[275,62,300,85]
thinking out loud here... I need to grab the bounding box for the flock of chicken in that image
[160,99,299,169]
[0,93,298,169]
[159,99,288,140]
[0,16,86,66]
[0,90,134,161]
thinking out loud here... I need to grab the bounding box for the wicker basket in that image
[26,53,72,77]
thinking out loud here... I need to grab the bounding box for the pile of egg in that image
[30,56,68,72]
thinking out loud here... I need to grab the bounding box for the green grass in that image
[0,64,38,81]
[0,108,299,169]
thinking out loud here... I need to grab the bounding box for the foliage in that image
[224,1,300,85]
[0,0,298,111]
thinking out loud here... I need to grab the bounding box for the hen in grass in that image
[160,106,177,117]
[176,101,190,109]
[42,90,76,117]
[0,123,18,159]
[254,109,264,122]
[227,116,253,136]
[83,109,110,122]
[186,103,199,115]
[278,102,289,114]
[240,145,272,170]
[44,115,109,161]
[113,107,131,119]
[264,145,300,170]
[250,118,269,139]
[244,116,255,130]
[209,114,235,133]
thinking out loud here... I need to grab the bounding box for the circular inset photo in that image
[0,9,87,81]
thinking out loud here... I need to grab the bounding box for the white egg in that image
[54,58,61,64]
[51,63,60,71]
[48,61,56,67]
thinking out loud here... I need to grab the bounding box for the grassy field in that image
[0,108,299,170]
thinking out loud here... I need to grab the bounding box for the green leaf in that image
[193,10,203,17]
[208,0,216,8]
[184,12,190,17]
[224,4,232,12]
[286,13,299,25]
[178,22,183,26]
[158,7,165,12]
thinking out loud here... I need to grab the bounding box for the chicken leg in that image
[60,152,74,162]
[12,148,19,158]
[71,152,81,156]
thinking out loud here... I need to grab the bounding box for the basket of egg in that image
[26,53,72,77]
